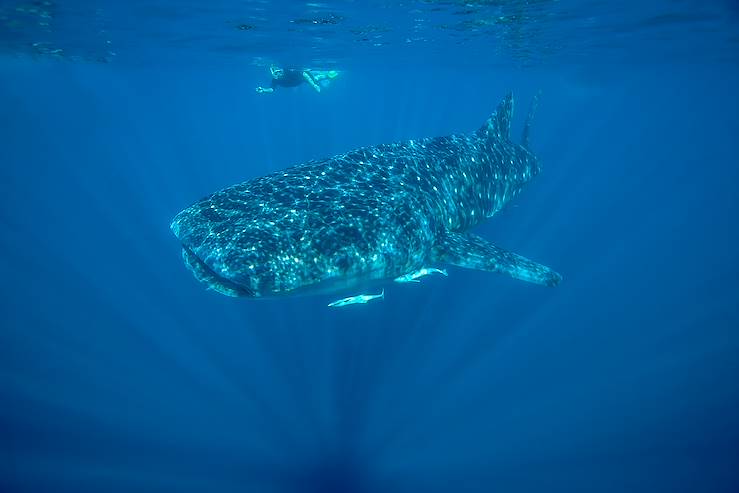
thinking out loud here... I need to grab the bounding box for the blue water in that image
[2,1,739,492]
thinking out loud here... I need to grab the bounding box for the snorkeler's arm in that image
[256,78,278,94]
[302,71,321,93]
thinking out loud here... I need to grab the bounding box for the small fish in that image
[327,289,384,307]
[394,267,448,283]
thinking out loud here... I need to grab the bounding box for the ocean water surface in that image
[1,1,738,492]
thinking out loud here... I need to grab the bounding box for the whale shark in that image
[170,93,561,301]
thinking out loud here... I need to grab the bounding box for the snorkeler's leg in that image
[302,71,321,93]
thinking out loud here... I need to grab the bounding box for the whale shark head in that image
[170,207,275,298]
[180,246,259,297]
[171,199,333,298]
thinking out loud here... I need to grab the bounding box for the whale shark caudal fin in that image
[521,91,541,150]
[477,92,514,141]
[431,231,562,287]
[477,92,541,148]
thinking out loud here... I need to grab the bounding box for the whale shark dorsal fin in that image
[521,91,541,149]
[478,92,514,141]
[431,231,562,287]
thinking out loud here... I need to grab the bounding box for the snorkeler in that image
[256,65,339,94]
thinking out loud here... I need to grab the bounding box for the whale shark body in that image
[171,93,561,301]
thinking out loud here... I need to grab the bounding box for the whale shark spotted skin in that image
[171,93,561,299]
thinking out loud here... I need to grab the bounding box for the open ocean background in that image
[1,1,738,492]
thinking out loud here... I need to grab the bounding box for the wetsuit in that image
[272,69,317,89]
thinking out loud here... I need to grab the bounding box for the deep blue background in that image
[1,55,738,492]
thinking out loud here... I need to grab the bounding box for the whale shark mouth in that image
[180,247,256,297]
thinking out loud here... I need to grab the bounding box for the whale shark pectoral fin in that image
[432,232,562,287]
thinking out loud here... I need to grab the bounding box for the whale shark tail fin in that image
[477,92,514,142]
[521,91,541,149]
[432,231,562,287]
